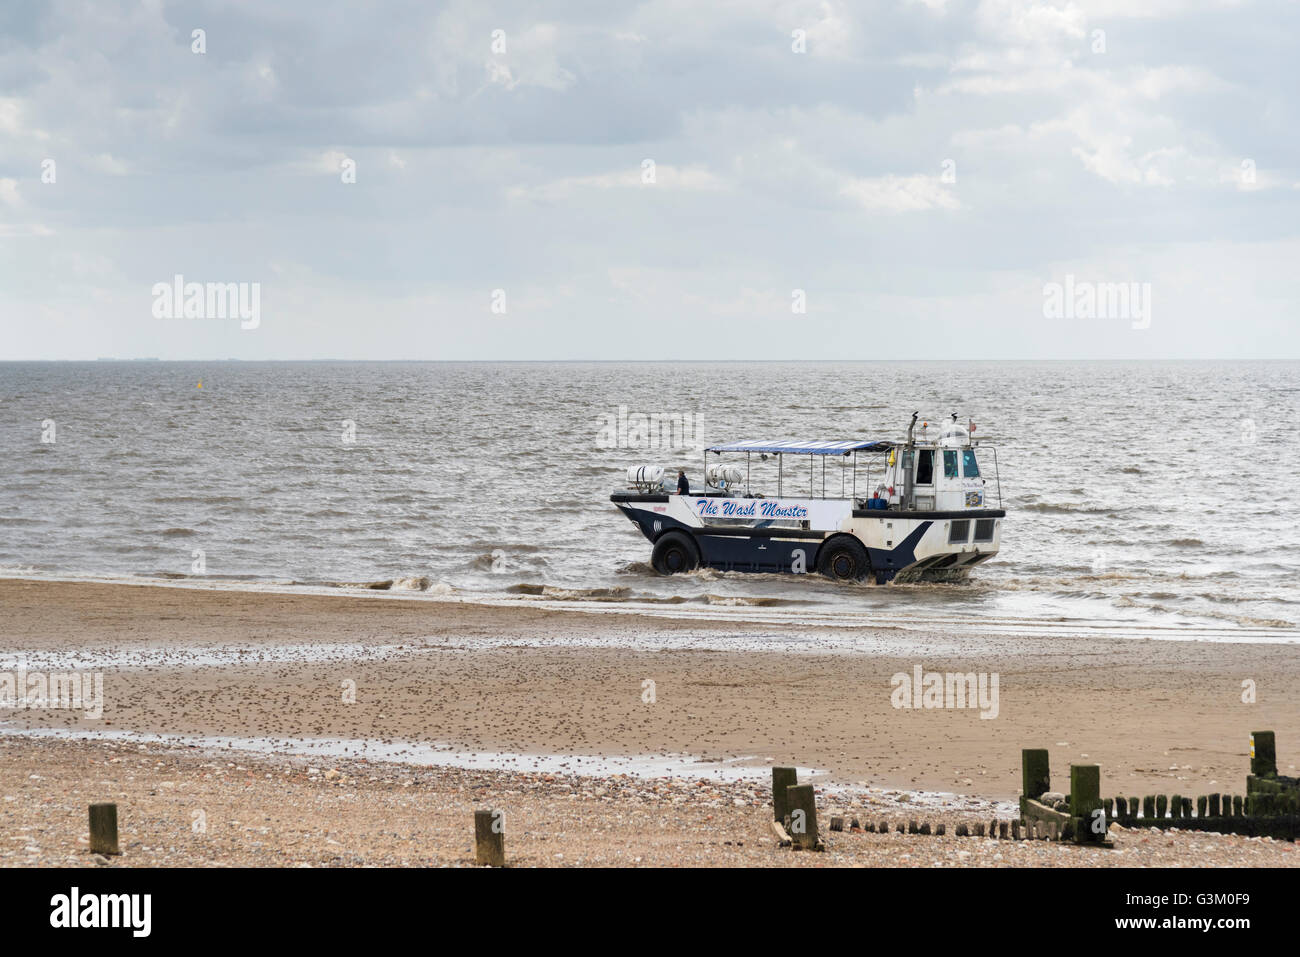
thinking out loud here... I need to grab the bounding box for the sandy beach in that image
[2,577,1298,866]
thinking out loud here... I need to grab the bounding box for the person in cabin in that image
[677,470,689,495]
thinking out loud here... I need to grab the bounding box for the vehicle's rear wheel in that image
[651,531,700,575]
[817,536,870,581]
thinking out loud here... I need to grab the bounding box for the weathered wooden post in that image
[785,784,820,850]
[1156,795,1167,819]
[1170,794,1182,820]
[1251,731,1277,778]
[1070,765,1103,844]
[474,809,506,867]
[772,767,798,823]
[88,803,120,856]
[1196,795,1207,819]
[1021,749,1050,817]
[1208,793,1221,817]
[1233,795,1243,816]
[1142,795,1156,819]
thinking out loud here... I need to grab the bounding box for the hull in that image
[612,491,1004,584]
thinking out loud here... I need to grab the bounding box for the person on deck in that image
[676,470,689,495]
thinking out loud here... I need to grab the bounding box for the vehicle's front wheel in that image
[651,531,700,575]
[816,536,870,582]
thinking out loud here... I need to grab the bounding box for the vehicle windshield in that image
[962,448,980,477]
[943,450,958,478]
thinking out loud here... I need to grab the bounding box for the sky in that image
[1,0,1297,360]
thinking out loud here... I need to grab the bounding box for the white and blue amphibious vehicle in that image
[611,413,1004,584]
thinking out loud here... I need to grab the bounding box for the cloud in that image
[485,24,576,91]
[840,174,960,211]
[506,164,728,201]
[0,0,1295,359]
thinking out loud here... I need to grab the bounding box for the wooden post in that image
[1070,765,1103,844]
[1208,793,1221,817]
[1196,795,1207,819]
[1233,795,1243,817]
[1251,731,1277,778]
[786,784,819,850]
[88,803,120,856]
[1021,749,1050,816]
[1156,795,1167,818]
[1170,794,1182,820]
[772,767,798,823]
[474,809,505,867]
[1142,795,1156,819]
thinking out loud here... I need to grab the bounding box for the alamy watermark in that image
[890,665,999,719]
[596,405,705,450]
[1,669,103,719]
[1043,274,1150,329]
[152,275,260,329]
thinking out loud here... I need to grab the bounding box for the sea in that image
[2,360,1297,641]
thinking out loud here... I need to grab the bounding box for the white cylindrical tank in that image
[705,464,744,489]
[627,465,665,488]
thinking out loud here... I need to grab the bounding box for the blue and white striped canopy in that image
[705,439,893,455]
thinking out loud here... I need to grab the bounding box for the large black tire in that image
[651,531,700,575]
[816,536,871,582]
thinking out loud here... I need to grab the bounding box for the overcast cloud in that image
[1,0,1297,359]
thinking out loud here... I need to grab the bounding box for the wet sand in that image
[5,735,1297,867]
[3,578,1297,803]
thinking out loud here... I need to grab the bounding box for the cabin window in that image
[973,518,995,542]
[949,520,970,544]
[962,449,980,478]
[943,450,958,478]
[915,449,934,485]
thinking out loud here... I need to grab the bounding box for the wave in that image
[1020,503,1119,515]
[506,583,689,604]
[695,594,802,607]
[326,575,431,591]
